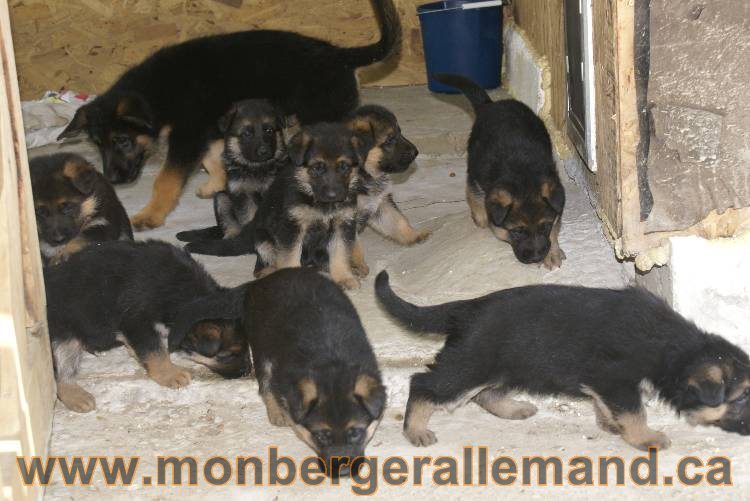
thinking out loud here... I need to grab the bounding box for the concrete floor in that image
[35,86,749,499]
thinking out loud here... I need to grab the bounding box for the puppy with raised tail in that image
[434,73,566,269]
[375,270,750,450]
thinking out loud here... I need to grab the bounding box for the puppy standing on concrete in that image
[375,271,750,450]
[244,268,386,476]
[45,240,249,413]
[177,99,287,242]
[30,153,132,265]
[434,73,566,270]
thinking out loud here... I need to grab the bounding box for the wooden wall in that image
[8,0,427,100]
[509,0,567,133]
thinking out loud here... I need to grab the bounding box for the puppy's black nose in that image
[49,232,68,244]
[257,145,270,156]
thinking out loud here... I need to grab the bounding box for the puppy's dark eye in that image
[337,162,351,173]
[383,135,396,147]
[112,135,133,150]
[35,206,49,218]
[59,201,77,215]
[263,125,275,135]
[346,427,364,443]
[309,163,326,176]
[509,227,529,239]
[313,430,333,446]
[240,128,254,138]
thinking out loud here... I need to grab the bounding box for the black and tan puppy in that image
[56,0,400,231]
[244,268,386,477]
[177,99,286,243]
[44,240,249,413]
[346,105,429,276]
[188,123,364,289]
[30,153,132,265]
[434,73,566,270]
[375,271,750,450]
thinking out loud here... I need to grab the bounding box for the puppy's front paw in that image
[131,210,165,231]
[267,408,288,427]
[405,428,437,447]
[151,365,192,389]
[626,430,671,451]
[543,247,566,270]
[336,276,361,290]
[352,260,370,278]
[58,383,96,413]
[196,180,221,199]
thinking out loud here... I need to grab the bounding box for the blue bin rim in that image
[417,0,505,16]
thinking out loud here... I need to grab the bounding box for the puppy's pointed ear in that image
[58,106,89,140]
[63,160,97,195]
[486,188,513,227]
[541,179,565,214]
[288,132,313,166]
[688,365,726,407]
[218,103,240,134]
[353,374,386,420]
[115,95,154,132]
[289,377,319,422]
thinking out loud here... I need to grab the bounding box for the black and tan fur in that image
[44,240,249,412]
[56,0,400,231]
[346,105,429,276]
[375,271,750,450]
[30,153,132,265]
[244,269,386,476]
[177,99,286,243]
[434,73,566,270]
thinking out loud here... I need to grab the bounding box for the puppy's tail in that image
[342,0,402,67]
[168,284,248,351]
[176,225,224,243]
[432,73,493,113]
[185,223,256,256]
[375,271,469,336]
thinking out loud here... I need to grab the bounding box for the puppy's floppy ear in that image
[288,132,313,166]
[289,377,319,422]
[688,365,726,407]
[115,94,155,132]
[218,103,240,134]
[62,160,97,195]
[353,374,386,419]
[486,188,513,227]
[541,178,565,214]
[58,105,89,140]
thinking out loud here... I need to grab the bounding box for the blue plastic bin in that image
[417,1,504,93]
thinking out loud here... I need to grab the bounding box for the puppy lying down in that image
[375,271,750,450]
[44,240,250,412]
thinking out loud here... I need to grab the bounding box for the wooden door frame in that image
[0,0,55,499]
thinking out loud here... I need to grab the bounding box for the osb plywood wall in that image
[509,0,566,132]
[512,0,622,238]
[8,0,426,100]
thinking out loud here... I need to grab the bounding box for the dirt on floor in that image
[34,87,749,499]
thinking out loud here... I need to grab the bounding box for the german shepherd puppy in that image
[434,73,566,270]
[188,123,364,289]
[30,153,132,265]
[346,105,429,276]
[176,100,287,243]
[244,268,386,477]
[56,0,401,231]
[44,240,249,413]
[375,271,750,450]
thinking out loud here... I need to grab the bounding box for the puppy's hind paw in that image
[150,364,192,389]
[625,430,671,451]
[405,428,438,447]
